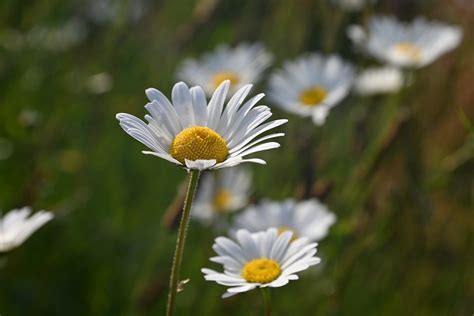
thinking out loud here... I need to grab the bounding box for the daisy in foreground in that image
[116,80,287,171]
[232,199,336,242]
[177,43,273,97]
[202,228,320,298]
[192,167,251,226]
[347,15,463,68]
[0,207,54,252]
[268,53,354,125]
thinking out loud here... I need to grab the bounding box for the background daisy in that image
[348,16,463,68]
[116,80,287,171]
[268,53,354,125]
[232,199,336,242]
[192,167,251,225]
[354,66,403,95]
[202,228,320,298]
[0,207,54,252]
[177,43,273,97]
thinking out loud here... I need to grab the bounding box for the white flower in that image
[331,0,377,12]
[232,199,336,242]
[177,43,273,97]
[348,16,463,68]
[354,66,403,95]
[202,228,320,298]
[116,81,287,171]
[192,167,251,225]
[0,207,54,252]
[268,54,354,125]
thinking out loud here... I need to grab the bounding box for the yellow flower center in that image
[241,258,282,284]
[393,42,422,62]
[299,86,327,106]
[277,226,298,241]
[170,126,228,164]
[213,190,232,211]
[212,71,240,88]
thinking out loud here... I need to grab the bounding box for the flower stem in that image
[261,287,272,316]
[166,169,201,316]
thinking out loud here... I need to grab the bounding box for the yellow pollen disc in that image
[277,226,298,241]
[393,42,422,61]
[299,86,327,106]
[170,126,228,164]
[213,190,232,211]
[241,258,282,284]
[212,71,240,88]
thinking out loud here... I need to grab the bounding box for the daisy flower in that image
[0,207,54,252]
[192,167,251,225]
[354,66,403,95]
[232,199,336,242]
[116,80,287,171]
[202,228,320,298]
[177,43,273,97]
[347,16,463,68]
[268,54,354,125]
[331,0,377,12]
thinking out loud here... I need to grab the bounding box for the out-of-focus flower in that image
[348,16,463,68]
[192,167,251,225]
[84,0,148,24]
[85,72,113,94]
[202,228,320,298]
[116,81,287,171]
[354,67,403,95]
[0,207,54,252]
[177,43,273,97]
[331,0,377,12]
[232,199,336,242]
[268,54,354,125]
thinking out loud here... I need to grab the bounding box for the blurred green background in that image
[0,0,473,315]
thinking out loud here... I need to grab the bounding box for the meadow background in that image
[0,0,473,315]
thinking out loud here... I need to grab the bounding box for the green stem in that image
[261,288,272,316]
[166,169,201,316]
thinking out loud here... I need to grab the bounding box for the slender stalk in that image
[261,288,272,316]
[166,169,201,316]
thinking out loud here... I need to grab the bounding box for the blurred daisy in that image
[202,228,320,298]
[0,207,54,252]
[268,54,354,125]
[232,199,336,242]
[116,81,287,171]
[177,43,273,97]
[354,67,403,95]
[348,16,463,68]
[331,0,377,12]
[192,167,251,225]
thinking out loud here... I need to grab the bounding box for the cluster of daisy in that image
[114,9,462,311]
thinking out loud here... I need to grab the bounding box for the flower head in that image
[0,207,54,252]
[177,43,273,97]
[202,228,320,298]
[268,54,354,125]
[116,81,287,171]
[192,167,251,225]
[232,199,336,242]
[354,66,403,95]
[348,16,463,68]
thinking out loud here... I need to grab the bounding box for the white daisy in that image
[0,207,54,252]
[202,228,320,298]
[268,54,354,125]
[232,199,336,242]
[347,16,463,68]
[354,66,403,95]
[176,43,273,97]
[116,80,287,171]
[192,167,251,225]
[331,0,377,12]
